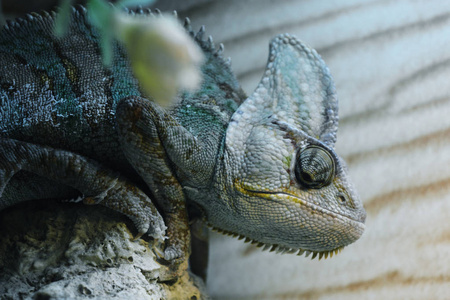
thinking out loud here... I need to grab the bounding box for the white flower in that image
[114,12,204,107]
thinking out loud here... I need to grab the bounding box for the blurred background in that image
[3,0,450,299]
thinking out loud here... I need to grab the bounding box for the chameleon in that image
[0,5,366,275]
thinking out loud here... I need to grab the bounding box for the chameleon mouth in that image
[207,222,345,260]
[237,184,365,225]
[221,183,365,258]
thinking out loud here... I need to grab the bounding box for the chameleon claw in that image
[152,244,166,261]
[163,246,182,261]
[61,195,84,203]
[133,232,144,241]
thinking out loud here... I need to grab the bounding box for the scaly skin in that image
[0,6,365,277]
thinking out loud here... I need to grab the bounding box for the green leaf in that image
[117,0,156,8]
[99,30,113,66]
[86,0,111,28]
[54,0,73,37]
[86,0,114,66]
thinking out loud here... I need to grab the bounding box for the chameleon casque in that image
[0,5,366,275]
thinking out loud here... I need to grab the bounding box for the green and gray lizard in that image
[0,6,365,275]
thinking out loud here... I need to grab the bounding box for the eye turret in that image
[295,146,335,189]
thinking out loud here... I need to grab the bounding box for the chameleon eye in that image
[295,146,335,189]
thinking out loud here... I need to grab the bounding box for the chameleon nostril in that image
[338,195,346,203]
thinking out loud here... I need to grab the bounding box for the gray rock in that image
[0,200,206,299]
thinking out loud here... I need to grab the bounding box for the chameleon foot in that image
[0,138,166,240]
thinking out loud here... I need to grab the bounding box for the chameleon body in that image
[0,6,365,268]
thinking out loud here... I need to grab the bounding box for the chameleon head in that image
[208,34,366,257]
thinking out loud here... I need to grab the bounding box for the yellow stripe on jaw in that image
[233,178,359,223]
[233,178,308,206]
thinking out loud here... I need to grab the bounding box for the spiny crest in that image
[1,11,55,39]
[3,12,40,31]
[1,4,232,68]
[210,225,344,261]
[183,17,231,66]
[122,6,161,16]
[1,5,87,33]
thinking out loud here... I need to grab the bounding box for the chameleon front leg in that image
[116,96,195,276]
[0,138,165,240]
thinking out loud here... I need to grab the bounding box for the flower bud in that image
[114,12,204,107]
